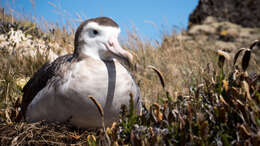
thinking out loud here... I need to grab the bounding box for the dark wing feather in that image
[18,54,74,120]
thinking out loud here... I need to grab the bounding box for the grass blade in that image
[242,49,251,71]
[148,65,165,89]
[233,48,246,66]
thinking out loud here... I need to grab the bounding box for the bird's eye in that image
[93,29,98,35]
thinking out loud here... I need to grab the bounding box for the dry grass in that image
[128,30,219,105]
[0,4,260,145]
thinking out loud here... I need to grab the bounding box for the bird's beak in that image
[106,37,133,65]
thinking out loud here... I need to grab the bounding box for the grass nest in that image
[0,41,260,145]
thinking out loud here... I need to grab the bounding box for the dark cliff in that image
[189,0,260,28]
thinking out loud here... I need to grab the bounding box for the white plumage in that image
[19,17,141,128]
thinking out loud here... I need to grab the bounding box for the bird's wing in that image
[19,54,74,120]
[132,76,142,114]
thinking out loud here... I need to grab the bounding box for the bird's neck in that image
[74,45,103,61]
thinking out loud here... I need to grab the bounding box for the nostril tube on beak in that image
[108,39,114,47]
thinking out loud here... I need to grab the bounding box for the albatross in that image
[18,17,141,128]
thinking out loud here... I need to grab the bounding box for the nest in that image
[0,121,102,145]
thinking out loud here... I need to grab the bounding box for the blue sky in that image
[1,0,198,41]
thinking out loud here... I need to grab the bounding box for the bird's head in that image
[74,17,133,64]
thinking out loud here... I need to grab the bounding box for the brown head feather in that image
[74,17,119,56]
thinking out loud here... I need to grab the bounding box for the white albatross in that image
[18,17,141,128]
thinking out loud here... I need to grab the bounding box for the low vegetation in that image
[0,7,260,145]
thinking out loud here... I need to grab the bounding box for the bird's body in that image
[19,17,141,128]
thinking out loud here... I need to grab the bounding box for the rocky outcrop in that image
[161,16,260,64]
[162,16,260,51]
[189,0,260,28]
[188,16,260,42]
[0,28,60,61]
[0,19,72,61]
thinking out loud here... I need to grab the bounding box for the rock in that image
[214,41,236,51]
[189,0,260,28]
[188,16,259,42]
[8,28,28,44]
[188,23,217,35]
[0,28,60,62]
